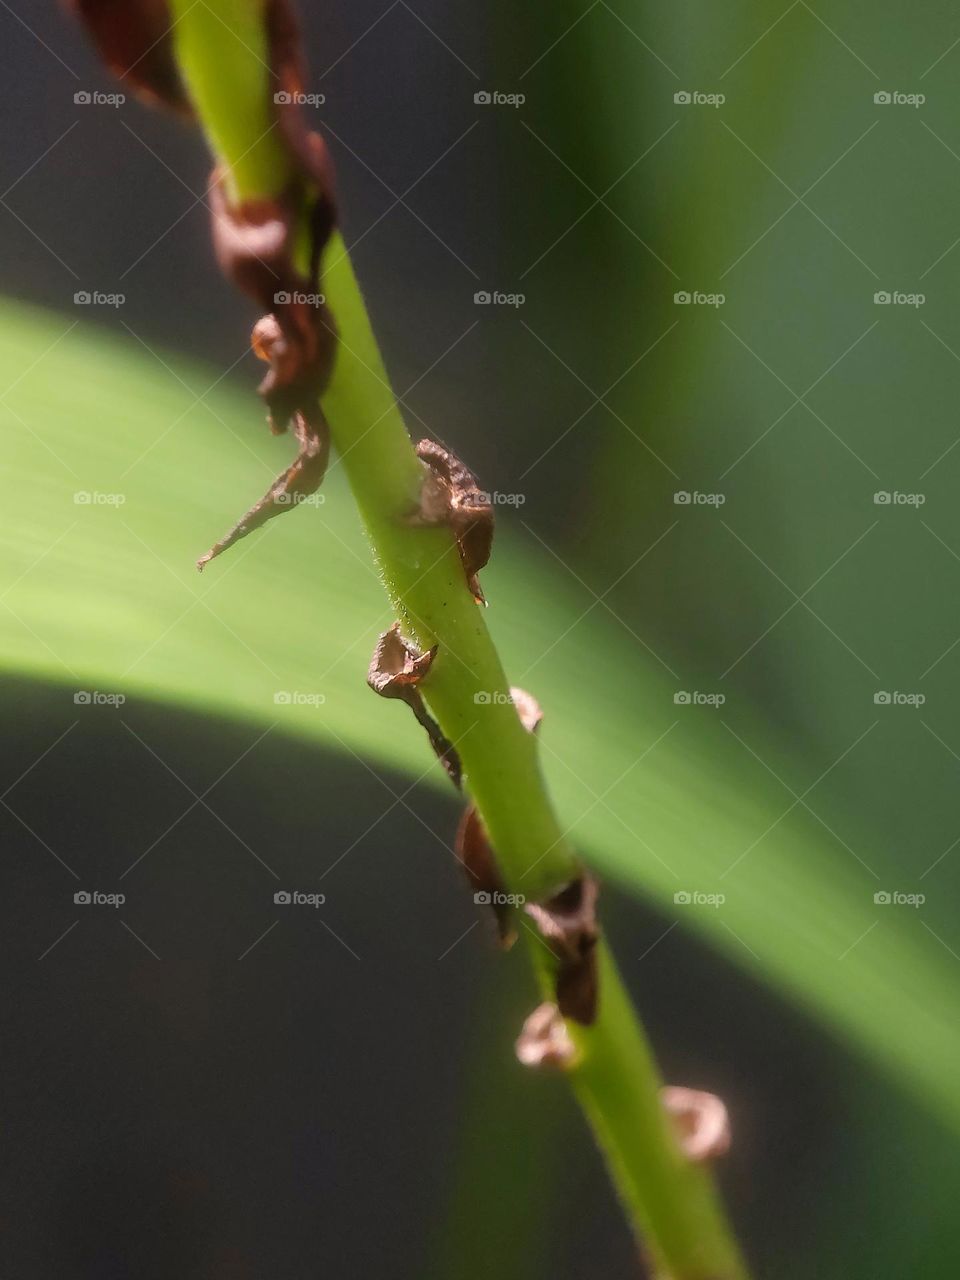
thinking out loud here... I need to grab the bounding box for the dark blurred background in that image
[2,2,960,1277]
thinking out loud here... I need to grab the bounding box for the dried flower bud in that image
[367,624,461,787]
[196,16,339,565]
[660,1087,731,1162]
[516,1002,576,1071]
[70,0,341,569]
[456,685,541,942]
[455,805,515,946]
[208,170,337,431]
[411,440,493,603]
[524,875,600,1025]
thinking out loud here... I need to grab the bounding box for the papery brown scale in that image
[524,874,600,1026]
[71,0,342,573]
[208,175,337,436]
[265,0,338,225]
[455,805,515,946]
[412,440,493,603]
[70,0,192,113]
[367,624,462,788]
[458,686,541,941]
[367,622,437,696]
[195,0,339,566]
[199,142,336,564]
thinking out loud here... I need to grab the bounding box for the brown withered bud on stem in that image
[197,0,338,569]
[69,0,193,113]
[456,805,516,946]
[456,688,542,946]
[410,440,493,603]
[367,623,462,788]
[71,0,340,572]
[515,1002,577,1071]
[457,685,600,1025]
[524,873,600,1026]
[660,1087,732,1163]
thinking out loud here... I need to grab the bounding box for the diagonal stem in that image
[166,2,750,1274]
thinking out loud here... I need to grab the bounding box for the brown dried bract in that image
[455,805,514,946]
[70,0,192,114]
[208,171,337,437]
[457,686,541,943]
[524,874,600,1026]
[199,1,338,567]
[199,162,336,568]
[72,1,341,571]
[515,1002,576,1071]
[196,408,329,569]
[660,1087,731,1163]
[367,624,461,788]
[412,440,493,603]
[266,0,337,206]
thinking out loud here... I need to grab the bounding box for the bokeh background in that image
[1,1,959,1275]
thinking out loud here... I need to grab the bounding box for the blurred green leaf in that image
[2,298,959,1134]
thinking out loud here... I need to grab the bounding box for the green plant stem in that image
[168,4,749,1275]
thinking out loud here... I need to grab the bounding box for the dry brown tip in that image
[196,410,329,569]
